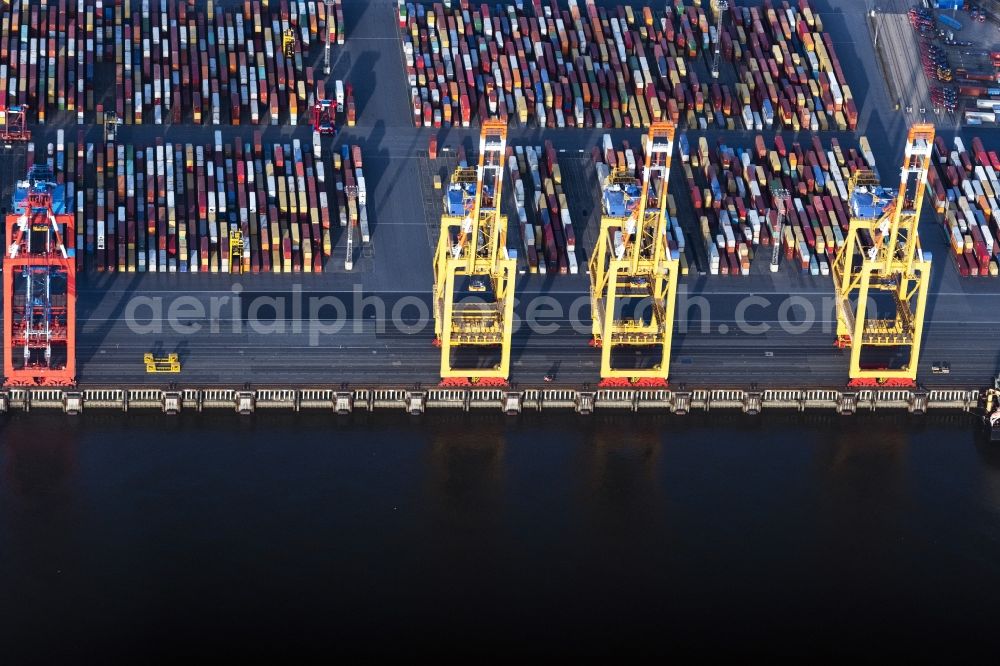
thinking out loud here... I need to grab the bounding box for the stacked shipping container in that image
[398,0,856,130]
[0,0,346,126]
[676,132,879,276]
[112,0,335,126]
[508,142,578,274]
[0,0,95,123]
[332,144,369,270]
[927,135,1000,277]
[43,132,352,274]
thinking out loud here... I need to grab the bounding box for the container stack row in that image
[44,132,341,274]
[591,133,688,273]
[331,144,369,270]
[676,133,877,276]
[0,0,95,123]
[927,135,1000,277]
[315,78,357,129]
[323,0,346,46]
[508,142,578,275]
[109,0,331,126]
[398,0,855,131]
[0,0,346,127]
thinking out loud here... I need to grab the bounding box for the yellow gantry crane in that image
[831,123,934,386]
[432,119,516,384]
[589,121,680,386]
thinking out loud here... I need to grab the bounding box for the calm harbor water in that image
[2,411,1000,658]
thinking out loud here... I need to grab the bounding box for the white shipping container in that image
[360,206,370,243]
[567,251,578,274]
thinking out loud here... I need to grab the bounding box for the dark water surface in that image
[2,411,1000,659]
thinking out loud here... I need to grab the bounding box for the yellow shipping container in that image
[784,226,795,250]
[649,97,661,121]
[978,194,992,217]
[515,95,528,123]
[544,179,555,198]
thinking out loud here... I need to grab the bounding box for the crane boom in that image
[589,121,680,386]
[433,120,516,384]
[831,123,934,386]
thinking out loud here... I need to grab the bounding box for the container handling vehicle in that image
[311,98,336,135]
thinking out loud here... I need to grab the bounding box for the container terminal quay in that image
[0,0,999,424]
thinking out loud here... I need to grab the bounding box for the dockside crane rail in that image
[589,121,680,386]
[432,119,516,384]
[831,123,934,387]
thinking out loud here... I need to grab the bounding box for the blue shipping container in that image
[939,13,963,31]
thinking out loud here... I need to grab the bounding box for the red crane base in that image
[846,378,917,389]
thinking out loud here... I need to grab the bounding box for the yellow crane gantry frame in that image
[432,119,516,382]
[283,28,296,57]
[831,123,934,386]
[589,121,680,385]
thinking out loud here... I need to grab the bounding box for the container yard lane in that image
[2,0,999,391]
[873,0,934,124]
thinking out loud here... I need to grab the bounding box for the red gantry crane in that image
[3,165,76,386]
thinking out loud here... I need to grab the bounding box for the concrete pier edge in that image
[0,385,983,416]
